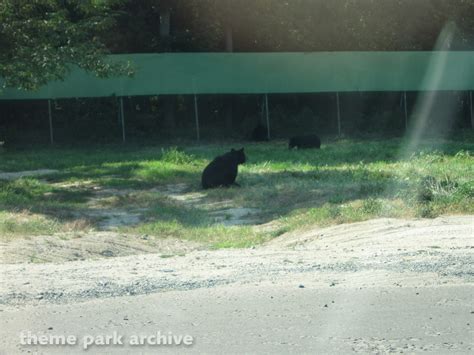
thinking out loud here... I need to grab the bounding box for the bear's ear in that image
[231,148,236,152]
[239,148,244,152]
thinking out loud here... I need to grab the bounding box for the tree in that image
[0,0,132,91]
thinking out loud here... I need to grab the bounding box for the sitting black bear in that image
[201,148,246,189]
[289,135,321,149]
[251,124,268,142]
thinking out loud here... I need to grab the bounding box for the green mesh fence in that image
[1,51,473,100]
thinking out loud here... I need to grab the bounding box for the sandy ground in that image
[0,215,473,353]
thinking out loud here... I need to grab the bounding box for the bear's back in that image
[201,154,239,189]
[289,134,321,149]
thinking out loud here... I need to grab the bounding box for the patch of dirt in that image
[0,169,59,180]
[266,215,474,252]
[0,215,472,305]
[67,187,146,231]
[66,183,261,231]
[84,209,144,230]
[51,180,96,189]
[0,231,201,264]
[155,183,262,226]
[209,207,261,226]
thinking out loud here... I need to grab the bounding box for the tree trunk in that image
[159,3,171,37]
[225,24,233,52]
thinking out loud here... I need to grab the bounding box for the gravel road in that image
[1,215,473,353]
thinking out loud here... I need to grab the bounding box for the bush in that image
[160,146,195,164]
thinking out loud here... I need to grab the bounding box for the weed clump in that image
[160,147,195,165]
[416,175,459,203]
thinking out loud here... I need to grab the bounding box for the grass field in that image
[0,135,473,248]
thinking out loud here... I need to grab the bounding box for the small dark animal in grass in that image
[289,135,321,149]
[251,124,268,142]
[201,148,246,189]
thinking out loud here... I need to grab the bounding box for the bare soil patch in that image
[267,215,474,251]
[0,231,201,264]
[66,183,261,231]
[155,183,262,226]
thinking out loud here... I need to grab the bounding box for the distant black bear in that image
[289,135,321,149]
[251,124,268,142]
[201,148,246,189]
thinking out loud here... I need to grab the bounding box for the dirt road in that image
[1,216,473,353]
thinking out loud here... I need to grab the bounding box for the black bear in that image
[251,124,268,142]
[289,135,321,149]
[201,148,246,189]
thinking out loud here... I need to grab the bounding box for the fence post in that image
[470,91,473,129]
[404,91,408,130]
[47,99,54,145]
[194,94,200,141]
[336,92,341,136]
[265,94,270,139]
[120,97,125,143]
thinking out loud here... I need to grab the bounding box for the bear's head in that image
[230,148,246,164]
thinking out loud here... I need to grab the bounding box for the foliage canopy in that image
[0,0,132,90]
